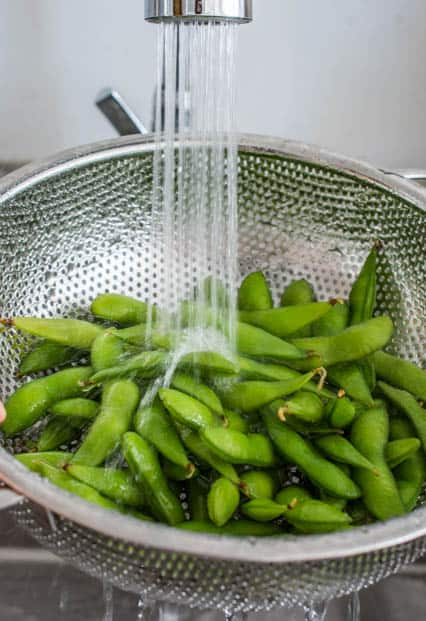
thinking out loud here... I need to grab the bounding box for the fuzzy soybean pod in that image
[2,367,93,436]
[349,242,379,326]
[224,409,249,433]
[378,381,426,452]
[325,396,357,429]
[50,398,99,420]
[134,400,194,473]
[121,432,184,525]
[163,460,198,481]
[19,342,80,376]
[385,438,422,469]
[275,485,312,506]
[177,520,282,536]
[238,302,332,339]
[263,410,361,499]
[311,301,349,337]
[219,371,317,413]
[71,379,139,466]
[350,405,405,519]
[66,464,145,507]
[37,416,88,451]
[171,372,223,415]
[240,470,280,499]
[327,363,373,406]
[373,351,426,401]
[207,477,240,526]
[389,417,425,511]
[238,271,273,311]
[91,331,126,372]
[201,427,278,468]
[314,435,378,472]
[88,351,168,385]
[188,477,209,521]
[159,389,222,431]
[290,316,393,371]
[90,293,152,325]
[16,451,72,472]
[1,317,103,349]
[276,391,324,424]
[237,356,335,399]
[237,322,307,361]
[281,279,315,307]
[179,351,239,376]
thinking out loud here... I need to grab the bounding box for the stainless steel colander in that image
[0,134,425,615]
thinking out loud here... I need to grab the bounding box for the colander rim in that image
[0,133,425,564]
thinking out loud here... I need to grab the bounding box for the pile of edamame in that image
[1,241,426,536]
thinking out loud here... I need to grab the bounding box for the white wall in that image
[1,0,426,170]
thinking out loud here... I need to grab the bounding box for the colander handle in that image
[95,88,149,136]
[0,484,22,511]
[389,169,426,182]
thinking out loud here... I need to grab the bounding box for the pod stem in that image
[277,406,289,422]
[313,367,327,392]
[186,463,197,479]
[337,388,346,399]
[0,318,14,327]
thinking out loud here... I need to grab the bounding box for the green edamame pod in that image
[238,302,332,338]
[219,371,317,413]
[237,322,307,361]
[237,356,334,399]
[350,405,405,519]
[66,464,145,507]
[50,398,99,420]
[200,276,230,308]
[88,351,168,385]
[325,396,357,429]
[290,316,394,370]
[180,351,239,375]
[114,324,172,350]
[19,342,80,375]
[207,477,240,526]
[159,389,222,431]
[276,391,324,424]
[91,331,125,372]
[263,410,361,499]
[389,417,425,511]
[176,520,281,536]
[374,351,426,401]
[122,432,184,525]
[91,293,152,325]
[201,427,278,467]
[171,372,223,415]
[188,477,209,521]
[240,470,279,499]
[327,363,373,406]
[241,497,284,521]
[314,435,378,472]
[378,381,426,452]
[319,491,347,512]
[275,485,312,506]
[349,242,379,326]
[224,409,249,433]
[72,379,139,466]
[311,300,349,337]
[176,424,240,485]
[10,318,102,349]
[16,451,72,472]
[2,366,93,436]
[238,271,273,311]
[385,438,421,469]
[134,400,193,471]
[163,459,197,481]
[281,279,315,307]
[37,416,88,451]
[358,357,376,392]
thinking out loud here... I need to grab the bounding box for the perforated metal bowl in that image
[0,134,425,614]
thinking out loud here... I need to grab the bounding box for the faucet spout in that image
[145,0,252,24]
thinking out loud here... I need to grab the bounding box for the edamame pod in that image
[239,303,332,339]
[240,470,279,499]
[72,379,139,466]
[238,271,273,311]
[201,427,278,467]
[350,405,405,520]
[180,351,239,375]
[280,279,315,307]
[275,485,312,506]
[263,410,361,499]
[311,300,349,337]
[219,371,317,413]
[325,396,357,429]
[16,451,72,472]
[91,293,152,325]
[290,316,394,370]
[37,416,88,451]
[88,351,168,385]
[224,409,249,433]
[385,438,421,469]
[349,242,379,326]
[122,432,184,525]
[163,459,197,481]
[2,366,93,435]
[159,389,222,431]
[134,400,193,471]
[374,351,426,401]
[19,342,80,375]
[114,324,172,350]
[327,363,373,406]
[314,435,378,472]
[188,477,209,521]
[8,318,102,349]
[91,331,125,372]
[207,477,240,526]
[50,398,99,420]
[237,322,307,361]
[378,381,426,452]
[389,417,425,512]
[176,520,281,536]
[66,464,145,507]
[276,391,324,424]
[171,372,223,415]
